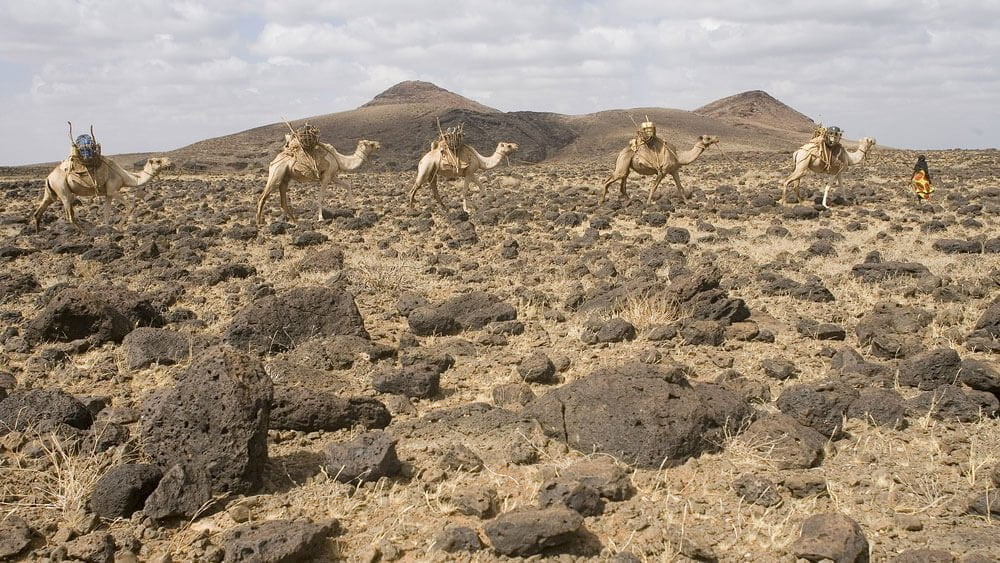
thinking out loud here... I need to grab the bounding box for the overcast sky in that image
[1,0,997,165]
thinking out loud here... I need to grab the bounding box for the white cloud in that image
[0,0,998,164]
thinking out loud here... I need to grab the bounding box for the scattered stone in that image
[848,389,908,429]
[220,518,338,562]
[856,302,933,359]
[580,317,637,344]
[676,319,725,346]
[270,388,390,431]
[90,464,163,519]
[440,443,484,472]
[959,359,1000,397]
[761,358,798,380]
[560,458,635,501]
[932,239,984,254]
[741,414,827,470]
[892,549,955,563]
[225,287,368,354]
[789,513,869,563]
[121,327,191,370]
[968,490,1000,516]
[432,526,482,553]
[0,388,92,432]
[141,346,272,495]
[526,363,751,468]
[492,383,536,409]
[407,292,516,336]
[783,473,828,498]
[63,531,116,563]
[297,247,344,272]
[143,463,214,520]
[323,430,400,483]
[0,514,32,559]
[292,231,328,247]
[450,486,497,518]
[371,364,441,398]
[898,348,962,390]
[732,473,782,507]
[518,351,557,383]
[797,319,847,340]
[851,261,931,282]
[777,380,859,438]
[538,479,604,516]
[483,507,583,557]
[908,384,999,422]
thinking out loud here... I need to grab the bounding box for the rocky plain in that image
[0,145,999,562]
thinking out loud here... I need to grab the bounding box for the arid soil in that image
[1,146,999,562]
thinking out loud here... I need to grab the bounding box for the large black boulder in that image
[140,346,272,496]
[526,362,751,468]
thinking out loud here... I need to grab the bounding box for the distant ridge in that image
[361,80,499,114]
[695,90,815,134]
[45,82,823,173]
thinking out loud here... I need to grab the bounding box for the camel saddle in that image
[433,142,470,174]
[59,152,101,192]
[629,136,668,170]
[280,134,322,180]
[800,138,844,171]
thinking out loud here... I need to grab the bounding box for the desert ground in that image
[1,146,999,562]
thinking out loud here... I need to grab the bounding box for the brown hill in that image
[695,90,816,135]
[115,83,820,174]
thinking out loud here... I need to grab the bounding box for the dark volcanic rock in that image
[483,507,583,557]
[892,548,955,563]
[855,302,934,359]
[143,463,213,520]
[407,291,516,336]
[141,346,272,495]
[971,295,1000,340]
[776,380,858,438]
[518,351,557,384]
[741,414,827,470]
[25,288,132,345]
[560,459,635,501]
[537,479,604,516]
[270,387,390,431]
[90,463,162,519]
[0,271,40,303]
[221,518,337,563]
[0,514,32,560]
[933,238,984,254]
[898,348,962,390]
[908,384,999,422]
[733,473,782,507]
[63,531,116,563]
[121,327,191,370]
[789,513,869,563]
[225,286,368,354]
[580,317,637,344]
[323,430,401,483]
[432,526,483,553]
[371,364,441,398]
[0,388,92,432]
[960,359,1000,397]
[848,389,908,429]
[851,261,931,282]
[526,363,751,468]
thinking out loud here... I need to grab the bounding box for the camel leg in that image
[646,174,667,204]
[463,176,486,213]
[256,169,283,226]
[32,180,57,231]
[316,178,328,221]
[429,177,448,211]
[332,178,355,210]
[671,171,686,200]
[408,180,422,208]
[278,177,296,224]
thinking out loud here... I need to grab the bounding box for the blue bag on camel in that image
[75,134,101,163]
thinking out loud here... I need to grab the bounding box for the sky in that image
[1,0,998,165]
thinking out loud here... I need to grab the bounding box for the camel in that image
[407,142,519,213]
[32,157,173,231]
[601,135,719,204]
[780,136,876,208]
[255,139,381,226]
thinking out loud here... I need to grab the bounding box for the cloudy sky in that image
[1,0,997,165]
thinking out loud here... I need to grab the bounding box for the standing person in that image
[911,155,934,201]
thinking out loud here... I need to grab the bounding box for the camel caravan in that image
[32,110,877,231]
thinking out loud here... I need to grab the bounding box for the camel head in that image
[358,139,381,155]
[698,135,720,148]
[144,157,173,175]
[498,142,519,156]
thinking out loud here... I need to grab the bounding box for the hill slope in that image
[155,83,818,173]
